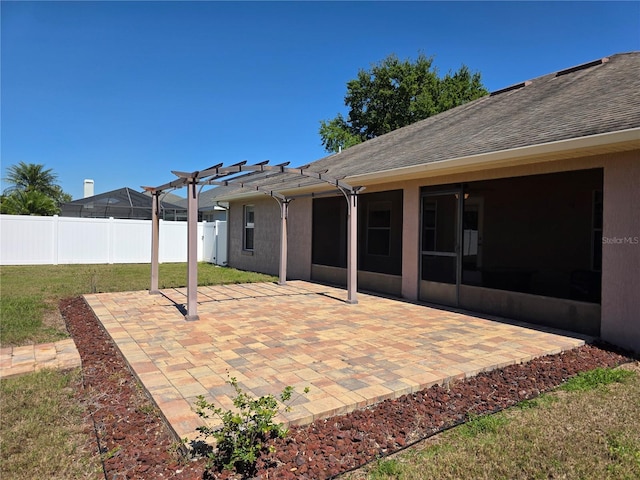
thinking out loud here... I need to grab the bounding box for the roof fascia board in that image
[348,128,640,184]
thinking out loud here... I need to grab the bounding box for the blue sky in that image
[2,1,639,200]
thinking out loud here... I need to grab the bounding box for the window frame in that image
[366,201,392,257]
[243,205,255,251]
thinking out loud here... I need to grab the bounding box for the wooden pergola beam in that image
[145,160,363,321]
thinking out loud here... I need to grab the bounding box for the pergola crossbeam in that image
[146,159,362,320]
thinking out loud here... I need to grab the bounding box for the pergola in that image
[143,161,363,320]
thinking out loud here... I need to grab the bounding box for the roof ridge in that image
[487,52,640,97]
[555,57,609,77]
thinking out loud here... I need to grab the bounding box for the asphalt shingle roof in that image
[210,52,640,199]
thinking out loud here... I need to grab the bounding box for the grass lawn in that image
[0,263,276,346]
[0,368,102,479]
[0,262,276,479]
[349,363,640,480]
[1,264,638,478]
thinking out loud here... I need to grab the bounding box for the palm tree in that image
[3,162,59,197]
[0,190,58,216]
[2,162,71,215]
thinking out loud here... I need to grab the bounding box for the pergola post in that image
[150,161,364,306]
[150,191,160,294]
[346,191,358,304]
[278,200,289,285]
[186,178,199,321]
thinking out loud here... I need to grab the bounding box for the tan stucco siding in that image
[601,151,640,353]
[287,197,312,280]
[228,196,312,280]
[228,197,280,275]
[401,184,420,299]
[224,149,638,352]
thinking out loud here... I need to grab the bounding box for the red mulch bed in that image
[60,296,634,480]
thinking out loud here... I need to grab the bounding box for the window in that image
[367,202,392,256]
[243,205,255,251]
[312,190,402,276]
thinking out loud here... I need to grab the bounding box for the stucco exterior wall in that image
[287,197,312,280]
[228,197,280,275]
[401,185,420,299]
[601,151,640,353]
[227,196,312,280]
[224,149,638,352]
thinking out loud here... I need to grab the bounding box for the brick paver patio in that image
[84,281,588,442]
[0,338,81,379]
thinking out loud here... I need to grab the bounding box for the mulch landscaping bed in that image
[60,296,635,480]
[60,297,206,480]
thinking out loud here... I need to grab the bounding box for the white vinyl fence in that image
[0,214,227,266]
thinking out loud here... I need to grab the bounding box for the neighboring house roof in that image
[170,188,228,212]
[61,187,185,218]
[141,190,186,206]
[209,51,640,200]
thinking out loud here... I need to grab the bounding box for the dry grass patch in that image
[346,362,640,480]
[0,368,101,479]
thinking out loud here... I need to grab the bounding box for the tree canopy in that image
[319,53,489,153]
[1,162,71,215]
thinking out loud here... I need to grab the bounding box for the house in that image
[171,188,228,222]
[61,187,186,220]
[206,52,640,353]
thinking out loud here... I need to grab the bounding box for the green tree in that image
[318,114,362,154]
[1,162,70,215]
[51,185,72,205]
[319,53,488,152]
[0,190,58,215]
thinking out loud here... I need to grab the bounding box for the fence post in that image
[52,215,59,265]
[213,221,218,265]
[200,220,206,263]
[108,217,114,264]
[158,219,164,264]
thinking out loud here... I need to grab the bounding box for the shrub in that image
[194,376,308,476]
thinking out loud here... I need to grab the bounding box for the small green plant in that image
[194,377,308,476]
[560,367,635,392]
[370,458,404,479]
[457,412,509,438]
